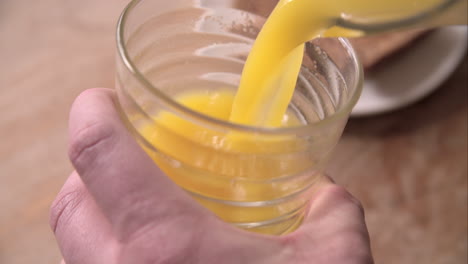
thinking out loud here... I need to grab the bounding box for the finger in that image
[68,88,203,240]
[306,175,365,226]
[50,172,118,264]
[292,178,372,262]
[305,182,366,228]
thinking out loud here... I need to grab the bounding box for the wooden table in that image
[0,1,466,263]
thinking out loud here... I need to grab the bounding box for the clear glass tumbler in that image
[115,0,363,235]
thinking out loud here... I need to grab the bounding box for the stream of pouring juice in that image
[230,0,451,126]
[139,0,458,234]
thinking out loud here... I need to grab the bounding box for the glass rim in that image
[116,0,364,135]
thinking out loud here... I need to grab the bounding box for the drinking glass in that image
[115,0,363,235]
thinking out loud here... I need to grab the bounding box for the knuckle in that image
[68,121,115,169]
[49,188,86,233]
[326,185,365,216]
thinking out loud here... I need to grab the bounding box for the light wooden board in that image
[0,1,466,263]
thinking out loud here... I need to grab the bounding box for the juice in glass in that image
[116,0,363,234]
[116,0,464,234]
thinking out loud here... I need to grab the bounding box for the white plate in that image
[351,26,468,117]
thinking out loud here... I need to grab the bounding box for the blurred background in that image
[0,0,466,263]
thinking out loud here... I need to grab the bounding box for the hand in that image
[50,88,374,264]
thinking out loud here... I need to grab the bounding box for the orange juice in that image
[139,90,317,234]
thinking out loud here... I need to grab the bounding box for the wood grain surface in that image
[0,1,466,264]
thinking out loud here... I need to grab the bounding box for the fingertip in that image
[69,88,115,116]
[72,88,114,106]
[67,88,123,176]
[69,88,115,137]
[306,177,365,221]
